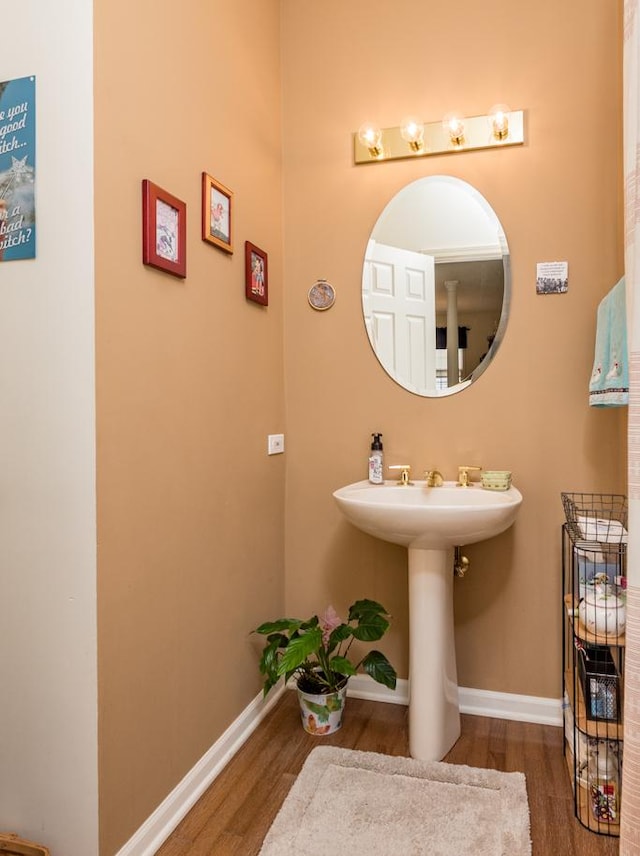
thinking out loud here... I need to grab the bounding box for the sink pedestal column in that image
[408,546,460,761]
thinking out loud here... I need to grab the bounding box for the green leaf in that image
[284,667,299,685]
[348,599,388,621]
[277,627,323,675]
[262,673,280,697]
[329,624,351,644]
[254,619,302,635]
[259,636,284,680]
[350,612,389,641]
[329,656,357,677]
[326,623,351,654]
[362,650,397,689]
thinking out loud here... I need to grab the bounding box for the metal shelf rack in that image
[561,491,627,838]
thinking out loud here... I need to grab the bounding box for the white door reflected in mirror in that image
[363,241,437,392]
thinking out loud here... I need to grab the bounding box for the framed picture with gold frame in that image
[202,172,233,253]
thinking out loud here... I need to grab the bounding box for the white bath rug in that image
[259,746,531,856]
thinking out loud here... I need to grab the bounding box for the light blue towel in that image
[589,277,629,407]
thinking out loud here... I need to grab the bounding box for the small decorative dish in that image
[308,279,336,311]
[481,470,512,491]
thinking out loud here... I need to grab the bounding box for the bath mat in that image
[259,746,531,856]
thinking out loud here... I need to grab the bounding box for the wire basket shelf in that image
[561,492,628,553]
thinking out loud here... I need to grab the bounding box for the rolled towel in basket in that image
[577,515,628,543]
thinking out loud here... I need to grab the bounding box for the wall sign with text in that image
[0,75,36,262]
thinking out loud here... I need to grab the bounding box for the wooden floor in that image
[155,692,620,856]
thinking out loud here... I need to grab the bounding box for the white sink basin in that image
[333,480,523,549]
[332,477,523,762]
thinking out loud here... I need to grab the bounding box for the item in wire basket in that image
[577,515,628,544]
[591,780,618,823]
[574,548,622,599]
[578,580,626,637]
[588,742,620,823]
[589,678,617,720]
[576,644,620,722]
[561,493,628,547]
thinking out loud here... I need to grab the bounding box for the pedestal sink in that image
[333,479,523,761]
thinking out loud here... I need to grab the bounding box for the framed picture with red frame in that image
[245,241,268,305]
[142,179,186,278]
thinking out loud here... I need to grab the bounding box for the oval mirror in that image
[362,176,510,397]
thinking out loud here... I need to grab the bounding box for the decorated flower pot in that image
[297,680,348,735]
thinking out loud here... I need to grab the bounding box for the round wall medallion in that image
[308,280,336,311]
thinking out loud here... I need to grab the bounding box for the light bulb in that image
[357,123,383,157]
[489,103,510,140]
[442,112,465,145]
[400,116,425,152]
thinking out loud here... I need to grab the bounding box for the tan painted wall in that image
[94,2,284,852]
[281,0,625,695]
[92,0,625,850]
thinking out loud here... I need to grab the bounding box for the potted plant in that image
[253,598,397,735]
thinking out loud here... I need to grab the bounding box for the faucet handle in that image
[389,465,412,486]
[457,465,482,487]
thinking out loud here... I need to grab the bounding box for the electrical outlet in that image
[268,433,285,455]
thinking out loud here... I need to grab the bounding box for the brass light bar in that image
[353,110,525,165]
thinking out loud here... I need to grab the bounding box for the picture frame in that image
[142,179,187,278]
[202,172,233,253]
[245,241,268,306]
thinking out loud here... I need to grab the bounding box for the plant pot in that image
[296,679,348,735]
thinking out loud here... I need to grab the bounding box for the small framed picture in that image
[142,180,186,278]
[202,172,233,253]
[245,241,268,306]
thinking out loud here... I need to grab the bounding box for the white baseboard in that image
[116,677,561,855]
[458,685,563,727]
[346,674,410,704]
[347,675,562,727]
[114,685,285,856]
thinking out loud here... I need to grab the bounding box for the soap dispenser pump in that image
[369,433,384,484]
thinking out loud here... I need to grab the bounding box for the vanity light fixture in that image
[489,103,510,140]
[353,107,525,164]
[357,122,384,158]
[400,116,425,152]
[442,112,465,146]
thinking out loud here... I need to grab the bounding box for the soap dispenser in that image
[369,433,384,484]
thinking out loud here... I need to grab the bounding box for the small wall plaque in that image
[536,261,568,294]
[308,280,336,311]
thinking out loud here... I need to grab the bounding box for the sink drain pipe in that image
[454,547,470,577]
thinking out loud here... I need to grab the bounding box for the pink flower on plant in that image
[320,605,342,646]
